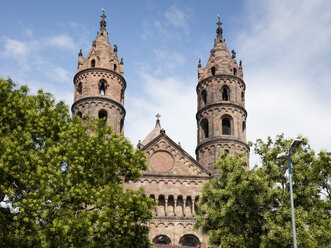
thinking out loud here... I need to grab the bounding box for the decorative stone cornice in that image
[74,68,126,89]
[71,96,126,116]
[195,137,250,154]
[197,74,245,91]
[196,102,247,118]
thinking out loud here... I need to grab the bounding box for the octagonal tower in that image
[71,11,126,133]
[196,17,249,174]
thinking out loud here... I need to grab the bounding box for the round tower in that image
[195,17,249,173]
[71,10,126,133]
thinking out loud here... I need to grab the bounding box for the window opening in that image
[201,90,207,105]
[113,64,117,71]
[211,66,216,75]
[98,110,107,121]
[222,86,229,101]
[152,235,171,245]
[222,118,231,135]
[77,82,82,95]
[91,59,95,67]
[200,119,209,139]
[99,81,106,96]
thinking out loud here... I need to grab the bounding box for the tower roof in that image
[198,16,243,81]
[77,10,123,75]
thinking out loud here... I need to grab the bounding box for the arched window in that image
[120,89,124,103]
[242,121,246,132]
[233,68,237,76]
[222,117,231,135]
[224,149,230,154]
[113,64,117,71]
[99,80,106,96]
[179,234,200,247]
[91,59,95,67]
[77,82,82,95]
[201,90,207,105]
[241,91,245,101]
[76,111,82,118]
[200,119,209,139]
[98,109,107,121]
[222,86,230,101]
[152,235,171,245]
[120,118,124,133]
[211,66,216,75]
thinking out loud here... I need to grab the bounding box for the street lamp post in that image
[277,139,302,248]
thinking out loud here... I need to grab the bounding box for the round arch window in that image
[98,109,107,121]
[179,234,200,247]
[152,235,171,245]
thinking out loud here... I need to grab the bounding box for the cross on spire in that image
[101,8,106,21]
[100,8,107,32]
[216,14,223,40]
[155,113,161,128]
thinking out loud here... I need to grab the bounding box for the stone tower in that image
[195,17,249,174]
[71,11,126,133]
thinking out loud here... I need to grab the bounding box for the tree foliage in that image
[195,134,330,248]
[0,78,154,247]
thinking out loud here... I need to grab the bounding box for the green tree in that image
[195,134,330,248]
[0,78,154,247]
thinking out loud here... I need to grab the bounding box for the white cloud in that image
[235,0,331,165]
[3,38,29,56]
[125,74,196,155]
[45,34,77,50]
[46,66,71,83]
[164,5,189,30]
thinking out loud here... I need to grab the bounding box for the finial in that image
[92,40,96,47]
[155,113,161,128]
[216,14,223,40]
[79,49,82,57]
[101,8,106,21]
[120,58,123,65]
[198,58,201,68]
[100,8,107,32]
[231,50,236,58]
[239,60,242,67]
[113,44,118,53]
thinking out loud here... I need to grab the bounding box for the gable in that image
[142,136,210,177]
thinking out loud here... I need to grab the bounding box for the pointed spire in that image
[155,113,161,128]
[198,58,201,68]
[100,8,107,32]
[216,15,223,41]
[79,49,82,57]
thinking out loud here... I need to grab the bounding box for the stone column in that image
[155,197,158,216]
[174,197,177,216]
[165,197,168,217]
[192,198,195,217]
[183,197,186,217]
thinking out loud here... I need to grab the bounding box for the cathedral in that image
[71,11,249,248]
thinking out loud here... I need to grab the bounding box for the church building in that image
[71,11,249,247]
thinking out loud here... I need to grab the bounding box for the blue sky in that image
[1,0,330,166]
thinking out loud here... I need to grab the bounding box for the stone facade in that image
[71,13,248,248]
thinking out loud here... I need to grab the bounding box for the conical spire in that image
[197,16,243,80]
